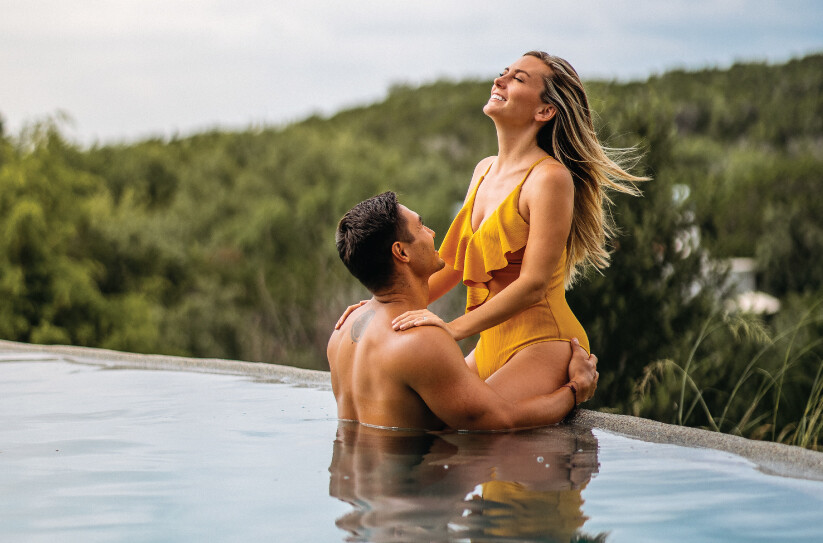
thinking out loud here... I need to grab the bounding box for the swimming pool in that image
[2,345,822,542]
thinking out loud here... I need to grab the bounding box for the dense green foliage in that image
[1,54,821,446]
[633,294,823,450]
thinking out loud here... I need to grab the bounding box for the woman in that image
[343,51,644,401]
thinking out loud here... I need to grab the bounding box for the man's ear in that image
[391,241,410,263]
[536,104,556,122]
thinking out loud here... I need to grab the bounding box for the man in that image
[327,192,598,430]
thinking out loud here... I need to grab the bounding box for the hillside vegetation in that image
[2,54,821,447]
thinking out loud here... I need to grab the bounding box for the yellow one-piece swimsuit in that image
[438,157,589,379]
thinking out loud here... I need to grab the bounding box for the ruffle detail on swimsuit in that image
[439,156,556,311]
[438,190,529,311]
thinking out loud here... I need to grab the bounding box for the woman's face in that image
[483,55,553,123]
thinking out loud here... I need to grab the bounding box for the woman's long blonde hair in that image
[525,50,647,287]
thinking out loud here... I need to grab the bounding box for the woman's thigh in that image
[464,349,479,374]
[484,341,571,402]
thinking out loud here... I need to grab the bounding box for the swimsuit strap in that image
[517,156,553,188]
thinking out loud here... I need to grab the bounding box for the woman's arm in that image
[427,263,462,304]
[395,162,574,341]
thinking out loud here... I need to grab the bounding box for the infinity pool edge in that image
[3,339,821,482]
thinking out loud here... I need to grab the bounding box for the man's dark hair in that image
[336,191,413,292]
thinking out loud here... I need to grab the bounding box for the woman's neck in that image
[493,121,544,168]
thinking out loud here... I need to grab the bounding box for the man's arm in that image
[395,330,598,431]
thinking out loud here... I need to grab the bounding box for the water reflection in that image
[329,422,606,542]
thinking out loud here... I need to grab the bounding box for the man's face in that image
[398,204,445,276]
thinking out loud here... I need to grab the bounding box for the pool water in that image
[2,356,822,542]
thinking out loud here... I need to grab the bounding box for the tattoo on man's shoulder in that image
[350,309,375,343]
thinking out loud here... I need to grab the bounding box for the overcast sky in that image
[2,0,821,145]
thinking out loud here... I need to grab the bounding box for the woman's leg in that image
[484,341,571,402]
[464,349,479,374]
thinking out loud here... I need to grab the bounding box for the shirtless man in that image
[327,192,598,431]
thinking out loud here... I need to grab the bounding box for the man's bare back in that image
[328,301,458,430]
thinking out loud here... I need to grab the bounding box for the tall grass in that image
[632,295,823,451]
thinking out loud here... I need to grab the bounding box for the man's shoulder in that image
[329,309,464,378]
[382,326,464,370]
[385,323,453,346]
[328,305,375,346]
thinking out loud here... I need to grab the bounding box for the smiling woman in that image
[387,51,647,403]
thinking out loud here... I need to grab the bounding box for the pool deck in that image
[3,339,822,482]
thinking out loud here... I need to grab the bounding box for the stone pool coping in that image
[3,339,822,482]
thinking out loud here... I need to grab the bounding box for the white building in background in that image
[724,257,781,315]
[669,184,780,316]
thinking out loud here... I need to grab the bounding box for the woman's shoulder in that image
[528,157,573,189]
[520,158,574,206]
[474,155,497,174]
